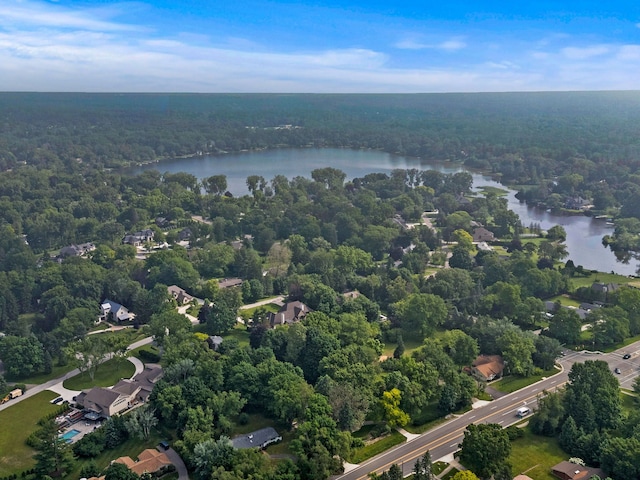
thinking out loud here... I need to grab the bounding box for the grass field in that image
[546,295,582,307]
[62,357,135,390]
[239,302,280,321]
[348,429,406,464]
[490,367,560,394]
[381,333,424,358]
[569,271,631,290]
[224,323,251,347]
[8,361,77,385]
[509,428,566,480]
[476,186,509,197]
[441,467,460,480]
[403,404,447,434]
[0,390,59,476]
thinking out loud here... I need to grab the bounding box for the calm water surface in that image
[130,148,636,275]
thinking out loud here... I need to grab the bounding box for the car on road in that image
[614,367,621,374]
[516,407,531,417]
[623,353,631,359]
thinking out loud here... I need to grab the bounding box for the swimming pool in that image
[60,429,80,442]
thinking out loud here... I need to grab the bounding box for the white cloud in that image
[562,45,609,60]
[0,1,142,32]
[0,1,638,93]
[394,36,466,51]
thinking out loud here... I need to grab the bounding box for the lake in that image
[130,148,637,276]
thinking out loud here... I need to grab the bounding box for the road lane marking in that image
[468,415,475,420]
[490,406,497,410]
[345,379,571,480]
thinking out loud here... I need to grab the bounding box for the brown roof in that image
[112,379,141,396]
[114,448,172,475]
[472,355,505,380]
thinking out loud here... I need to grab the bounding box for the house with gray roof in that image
[99,299,133,323]
[268,301,312,328]
[231,427,281,449]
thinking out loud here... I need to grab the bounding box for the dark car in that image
[623,353,631,359]
[51,396,63,404]
[614,367,621,374]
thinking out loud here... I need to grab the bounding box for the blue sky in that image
[0,0,639,92]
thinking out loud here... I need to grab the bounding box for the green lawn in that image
[348,430,406,464]
[432,461,449,475]
[490,368,560,394]
[0,390,59,476]
[509,428,566,480]
[224,324,251,347]
[441,467,460,480]
[569,271,631,290]
[546,295,582,308]
[476,186,509,197]
[381,330,425,357]
[403,404,448,434]
[7,361,77,385]
[239,302,280,321]
[62,358,136,390]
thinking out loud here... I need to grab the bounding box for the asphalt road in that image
[335,340,640,480]
[0,336,153,413]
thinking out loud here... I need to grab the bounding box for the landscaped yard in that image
[62,357,136,390]
[381,330,425,358]
[403,404,448,434]
[509,428,566,480]
[239,302,280,322]
[67,426,169,480]
[8,360,77,385]
[546,295,582,307]
[0,390,59,476]
[490,367,560,394]
[348,429,406,464]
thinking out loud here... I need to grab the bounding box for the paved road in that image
[335,340,640,480]
[0,336,153,412]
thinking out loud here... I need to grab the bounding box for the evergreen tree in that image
[33,419,75,477]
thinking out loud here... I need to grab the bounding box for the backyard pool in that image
[60,429,80,442]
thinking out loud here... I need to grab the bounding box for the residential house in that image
[473,227,495,242]
[75,366,163,418]
[113,448,173,476]
[206,335,223,351]
[178,227,192,241]
[268,301,312,328]
[75,387,135,418]
[99,299,133,323]
[59,242,96,258]
[551,461,605,480]
[218,277,243,289]
[122,229,155,246]
[232,427,282,449]
[565,196,590,210]
[476,241,493,252]
[167,285,194,304]
[470,354,505,381]
[514,476,534,480]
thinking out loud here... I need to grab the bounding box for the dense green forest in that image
[3,92,640,252]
